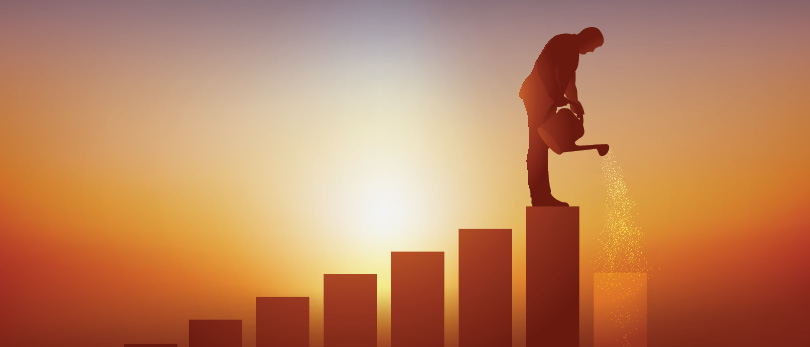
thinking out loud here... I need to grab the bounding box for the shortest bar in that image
[257,297,309,347]
[189,320,242,347]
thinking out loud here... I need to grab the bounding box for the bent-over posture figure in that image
[520,27,604,206]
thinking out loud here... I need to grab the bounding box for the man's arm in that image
[551,66,571,106]
[553,56,578,107]
[565,71,578,102]
[565,72,584,116]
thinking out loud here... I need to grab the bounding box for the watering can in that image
[537,107,609,156]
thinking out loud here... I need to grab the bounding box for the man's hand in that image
[569,100,585,117]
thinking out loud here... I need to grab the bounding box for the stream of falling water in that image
[597,152,647,273]
[595,152,649,347]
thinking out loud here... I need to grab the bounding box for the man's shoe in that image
[531,196,569,207]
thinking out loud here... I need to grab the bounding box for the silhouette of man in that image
[520,27,603,206]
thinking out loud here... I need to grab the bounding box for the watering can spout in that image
[569,143,610,156]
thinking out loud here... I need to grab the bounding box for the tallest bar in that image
[526,206,580,347]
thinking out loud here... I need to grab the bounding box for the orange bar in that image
[124,345,177,347]
[256,297,309,347]
[526,206,579,347]
[391,252,444,347]
[324,274,377,347]
[594,273,648,347]
[459,229,512,347]
[189,320,241,347]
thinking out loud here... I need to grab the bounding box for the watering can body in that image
[537,108,585,155]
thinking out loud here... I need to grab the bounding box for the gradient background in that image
[2,1,809,346]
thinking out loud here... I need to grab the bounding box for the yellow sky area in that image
[4,33,809,289]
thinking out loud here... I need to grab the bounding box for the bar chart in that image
[189,320,241,347]
[324,274,377,347]
[121,206,643,346]
[459,229,512,347]
[391,252,444,347]
[256,297,309,347]
[526,206,580,347]
[594,273,648,347]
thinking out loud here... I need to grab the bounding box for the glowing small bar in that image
[594,273,648,347]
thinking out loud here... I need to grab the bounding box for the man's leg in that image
[526,102,568,207]
[528,128,549,204]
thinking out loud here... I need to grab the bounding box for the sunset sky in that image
[2,1,809,346]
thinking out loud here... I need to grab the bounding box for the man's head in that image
[577,27,604,54]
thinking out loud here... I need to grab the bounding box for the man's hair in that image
[578,27,604,45]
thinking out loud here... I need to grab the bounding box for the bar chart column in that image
[256,297,309,347]
[594,273,648,347]
[189,320,241,347]
[124,345,177,347]
[526,206,579,347]
[459,229,512,347]
[391,252,444,347]
[324,274,377,347]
